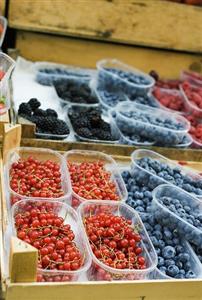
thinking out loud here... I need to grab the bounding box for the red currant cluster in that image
[153,87,185,112]
[15,202,84,282]
[84,212,146,280]
[182,81,202,110]
[10,156,64,204]
[68,161,119,207]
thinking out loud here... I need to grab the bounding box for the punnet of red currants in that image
[13,200,88,282]
[8,148,72,206]
[79,202,157,281]
[67,159,121,208]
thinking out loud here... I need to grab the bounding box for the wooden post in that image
[9,237,38,283]
[2,124,21,164]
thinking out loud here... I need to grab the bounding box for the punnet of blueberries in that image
[68,106,119,142]
[53,78,99,105]
[18,99,70,139]
[116,102,189,145]
[36,67,92,86]
[97,59,154,96]
[141,214,200,279]
[152,184,202,247]
[134,155,202,196]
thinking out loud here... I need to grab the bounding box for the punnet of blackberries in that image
[18,98,70,139]
[68,106,118,141]
[53,78,99,105]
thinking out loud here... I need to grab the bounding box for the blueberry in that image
[178,253,190,263]
[158,256,164,267]
[162,246,176,259]
[167,265,179,277]
[185,271,196,279]
[165,259,175,267]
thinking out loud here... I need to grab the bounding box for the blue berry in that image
[167,265,179,277]
[162,246,176,259]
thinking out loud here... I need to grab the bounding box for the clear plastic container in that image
[67,106,120,144]
[64,150,128,209]
[11,199,92,282]
[131,149,202,199]
[152,87,187,114]
[181,70,202,87]
[109,110,155,146]
[149,241,202,279]
[116,101,190,145]
[35,61,96,86]
[90,78,127,112]
[78,200,158,281]
[0,52,15,81]
[5,147,72,207]
[96,59,155,96]
[53,77,99,108]
[152,184,202,247]
[140,213,202,279]
[180,83,202,118]
[35,131,70,141]
[0,16,7,49]
[174,133,193,148]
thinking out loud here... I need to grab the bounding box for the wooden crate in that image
[0,113,9,135]
[1,126,202,300]
[8,0,202,53]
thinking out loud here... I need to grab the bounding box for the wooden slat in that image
[5,279,202,300]
[0,0,6,16]
[0,113,9,135]
[8,0,202,53]
[18,137,202,162]
[15,31,202,78]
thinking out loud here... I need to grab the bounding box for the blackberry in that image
[33,108,47,117]
[28,98,41,111]
[46,109,58,118]
[18,103,32,117]
[53,119,69,135]
[77,127,93,139]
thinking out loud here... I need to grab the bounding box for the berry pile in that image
[136,157,202,196]
[68,107,117,141]
[14,202,84,282]
[84,212,146,280]
[121,110,184,130]
[68,161,119,207]
[188,117,202,144]
[106,68,151,85]
[10,156,64,203]
[182,81,202,110]
[119,106,186,145]
[18,99,69,138]
[97,89,126,108]
[153,87,185,112]
[54,78,98,105]
[122,170,153,213]
[158,196,202,230]
[129,93,159,108]
[141,214,197,279]
[182,70,202,86]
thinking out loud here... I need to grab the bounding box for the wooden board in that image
[15,31,202,78]
[0,113,10,135]
[4,279,202,300]
[0,0,6,16]
[19,137,202,164]
[8,0,202,53]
